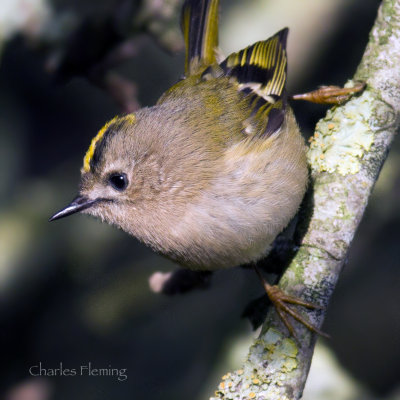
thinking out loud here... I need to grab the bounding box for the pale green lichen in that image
[212,328,299,399]
[279,246,326,289]
[307,85,375,175]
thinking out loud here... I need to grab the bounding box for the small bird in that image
[50,0,363,337]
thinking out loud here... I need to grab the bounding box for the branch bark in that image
[210,1,400,399]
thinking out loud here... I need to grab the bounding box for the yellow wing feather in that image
[220,29,288,99]
[217,29,289,137]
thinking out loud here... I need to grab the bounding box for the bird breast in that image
[157,114,308,270]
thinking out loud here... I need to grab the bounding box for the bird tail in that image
[181,0,220,76]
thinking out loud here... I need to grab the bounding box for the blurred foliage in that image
[1,0,399,400]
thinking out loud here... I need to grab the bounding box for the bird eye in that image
[108,173,128,191]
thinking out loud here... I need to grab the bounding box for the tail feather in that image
[181,0,220,76]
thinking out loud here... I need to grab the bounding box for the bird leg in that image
[254,265,329,339]
[291,81,366,105]
[149,269,212,295]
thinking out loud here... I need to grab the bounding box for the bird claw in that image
[266,284,330,340]
[254,266,330,340]
[292,81,366,105]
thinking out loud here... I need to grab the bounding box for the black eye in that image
[108,173,128,191]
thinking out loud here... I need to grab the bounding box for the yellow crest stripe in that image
[82,114,136,173]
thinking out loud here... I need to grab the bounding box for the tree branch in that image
[210,1,400,399]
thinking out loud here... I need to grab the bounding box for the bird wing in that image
[181,0,220,76]
[213,28,289,137]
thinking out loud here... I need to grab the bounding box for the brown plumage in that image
[77,77,307,269]
[50,0,315,337]
[51,0,309,270]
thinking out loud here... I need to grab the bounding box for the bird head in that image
[49,104,220,238]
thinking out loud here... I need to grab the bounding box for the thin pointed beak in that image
[49,195,99,222]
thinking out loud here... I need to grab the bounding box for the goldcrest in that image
[51,8,307,269]
[51,0,315,334]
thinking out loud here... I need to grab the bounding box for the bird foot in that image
[254,266,329,340]
[292,81,366,105]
